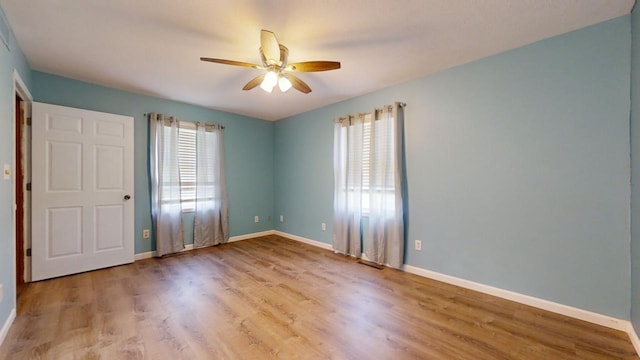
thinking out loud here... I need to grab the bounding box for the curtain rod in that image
[145,113,225,129]
[336,102,406,122]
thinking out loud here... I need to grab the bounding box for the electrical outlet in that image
[279,215,284,222]
[142,229,150,238]
[254,216,259,223]
[415,240,422,251]
[3,164,10,180]
[321,223,326,231]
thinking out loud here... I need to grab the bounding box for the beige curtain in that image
[365,103,405,268]
[333,114,365,258]
[193,122,229,248]
[149,113,185,256]
[333,102,405,268]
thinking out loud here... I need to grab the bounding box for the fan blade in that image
[242,74,266,91]
[200,57,262,69]
[287,61,341,72]
[260,30,281,65]
[279,45,289,67]
[287,74,312,94]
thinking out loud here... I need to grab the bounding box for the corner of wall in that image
[0,308,15,349]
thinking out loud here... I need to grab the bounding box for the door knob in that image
[124,195,131,200]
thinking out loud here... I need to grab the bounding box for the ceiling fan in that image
[200,30,341,94]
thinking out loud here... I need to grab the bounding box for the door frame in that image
[12,70,32,300]
[15,92,23,293]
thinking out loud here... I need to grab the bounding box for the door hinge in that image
[26,117,32,126]
[26,182,31,191]
[26,248,31,257]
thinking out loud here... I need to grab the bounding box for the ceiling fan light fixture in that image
[278,75,292,92]
[260,81,274,93]
[260,70,278,92]
[201,29,340,94]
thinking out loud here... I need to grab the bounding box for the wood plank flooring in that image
[0,235,637,359]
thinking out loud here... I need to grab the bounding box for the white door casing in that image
[32,102,134,281]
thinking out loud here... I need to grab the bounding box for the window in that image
[150,112,228,255]
[177,124,197,210]
[363,117,396,213]
[159,121,204,211]
[333,103,405,266]
[340,113,396,214]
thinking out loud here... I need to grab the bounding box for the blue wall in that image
[0,7,32,337]
[631,5,640,336]
[275,17,632,319]
[32,72,275,254]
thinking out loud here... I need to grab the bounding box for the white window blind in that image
[356,116,395,189]
[345,114,395,213]
[158,119,224,212]
[362,119,371,191]
[371,116,395,191]
[177,125,197,210]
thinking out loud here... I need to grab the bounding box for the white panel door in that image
[32,102,134,281]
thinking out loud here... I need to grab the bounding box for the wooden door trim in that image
[15,94,24,294]
[12,70,33,299]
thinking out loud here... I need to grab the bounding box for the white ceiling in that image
[0,0,634,121]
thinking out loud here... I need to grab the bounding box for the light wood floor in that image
[0,235,637,359]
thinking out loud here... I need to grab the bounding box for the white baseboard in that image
[0,308,16,348]
[274,231,633,335]
[272,230,333,250]
[402,264,629,332]
[628,323,640,356]
[134,230,277,260]
[134,252,152,261]
[228,230,275,243]
[134,244,195,260]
